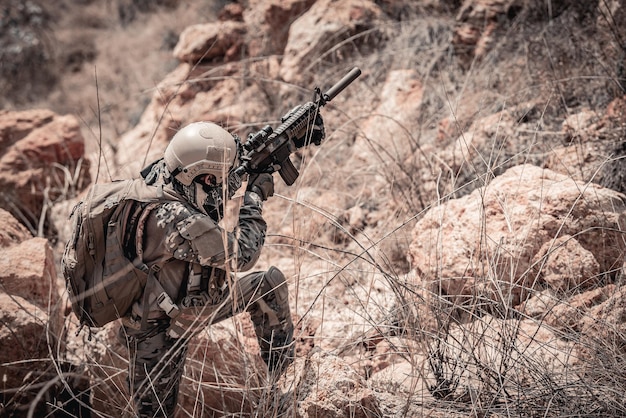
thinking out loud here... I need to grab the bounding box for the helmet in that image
[164,122,242,219]
[164,122,239,186]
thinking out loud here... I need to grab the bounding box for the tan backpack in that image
[61,179,180,328]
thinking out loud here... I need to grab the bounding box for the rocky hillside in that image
[2,0,626,416]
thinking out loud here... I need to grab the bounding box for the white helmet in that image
[164,122,239,186]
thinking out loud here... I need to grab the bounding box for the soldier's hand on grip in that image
[247,172,274,201]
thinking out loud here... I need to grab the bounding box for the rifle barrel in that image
[323,67,361,103]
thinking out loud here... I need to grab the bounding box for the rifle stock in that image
[236,67,361,186]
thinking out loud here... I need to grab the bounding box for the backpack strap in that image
[128,200,182,330]
[138,261,181,331]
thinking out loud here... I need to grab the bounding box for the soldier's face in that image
[198,174,218,187]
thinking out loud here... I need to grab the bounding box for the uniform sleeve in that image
[149,193,266,271]
[235,191,267,270]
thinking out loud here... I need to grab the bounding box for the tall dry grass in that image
[3,1,626,417]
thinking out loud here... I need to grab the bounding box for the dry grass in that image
[3,1,626,417]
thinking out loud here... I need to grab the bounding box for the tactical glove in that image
[247,172,274,201]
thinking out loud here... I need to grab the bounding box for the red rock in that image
[408,164,626,314]
[0,109,90,233]
[0,237,59,308]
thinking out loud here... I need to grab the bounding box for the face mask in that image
[196,170,241,218]
[193,182,224,220]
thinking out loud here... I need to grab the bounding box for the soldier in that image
[116,121,317,417]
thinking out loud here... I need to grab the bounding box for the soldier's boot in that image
[249,266,295,375]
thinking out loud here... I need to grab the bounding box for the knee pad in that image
[264,266,288,301]
[256,266,293,334]
[264,266,286,288]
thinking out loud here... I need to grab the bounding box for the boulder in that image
[0,293,51,403]
[113,61,276,178]
[426,316,581,399]
[532,235,601,292]
[351,69,426,208]
[179,323,268,416]
[0,1,56,105]
[173,21,248,64]
[580,286,626,345]
[245,0,315,57]
[0,208,32,247]
[354,69,423,167]
[408,164,626,315]
[0,237,60,310]
[279,0,386,84]
[0,109,90,234]
[453,0,524,67]
[67,318,268,417]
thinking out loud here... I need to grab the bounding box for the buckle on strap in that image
[157,292,180,318]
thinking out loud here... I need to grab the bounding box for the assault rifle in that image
[235,67,361,185]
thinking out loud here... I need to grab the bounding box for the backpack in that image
[61,179,180,328]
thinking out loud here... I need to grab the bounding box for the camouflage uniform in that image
[118,190,294,417]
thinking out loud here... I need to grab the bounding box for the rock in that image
[114,61,276,178]
[0,293,51,391]
[62,321,129,416]
[245,0,316,57]
[434,106,525,199]
[519,285,615,335]
[532,235,601,292]
[0,208,32,247]
[279,0,386,84]
[423,316,580,400]
[283,350,382,418]
[408,164,626,316]
[544,106,617,185]
[354,69,423,167]
[452,0,524,67]
[218,2,245,22]
[550,285,614,331]
[0,109,90,234]
[595,96,626,194]
[173,21,248,64]
[0,237,59,309]
[368,358,423,395]
[351,69,426,207]
[580,286,626,345]
[179,323,268,416]
[66,318,268,417]
[0,1,56,105]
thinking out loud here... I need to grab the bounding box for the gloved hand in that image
[293,113,325,148]
[247,172,274,201]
